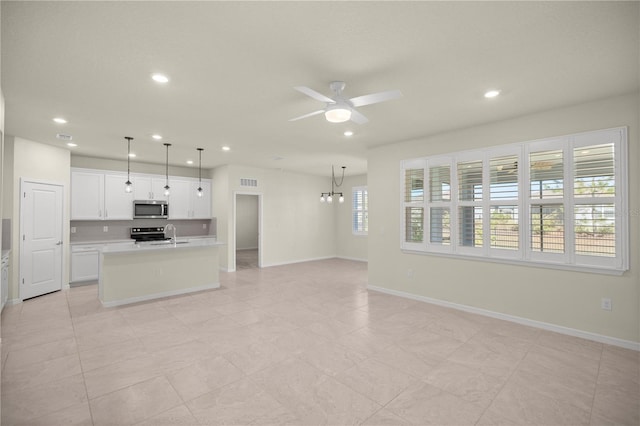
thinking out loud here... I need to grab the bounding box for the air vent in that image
[56,133,73,141]
[240,178,258,187]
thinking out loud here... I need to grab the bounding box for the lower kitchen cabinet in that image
[70,245,100,283]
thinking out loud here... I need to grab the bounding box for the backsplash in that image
[70,218,215,242]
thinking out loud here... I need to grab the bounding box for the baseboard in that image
[261,256,335,268]
[237,247,258,251]
[100,282,221,308]
[367,285,640,351]
[336,256,368,263]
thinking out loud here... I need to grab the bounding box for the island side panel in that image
[99,245,220,306]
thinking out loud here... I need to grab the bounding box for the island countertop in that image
[97,237,224,254]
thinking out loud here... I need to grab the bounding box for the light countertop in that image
[101,237,224,254]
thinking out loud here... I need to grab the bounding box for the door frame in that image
[232,191,262,272]
[19,178,66,301]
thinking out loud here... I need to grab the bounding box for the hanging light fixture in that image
[124,136,133,193]
[320,165,346,204]
[163,143,171,196]
[196,148,204,197]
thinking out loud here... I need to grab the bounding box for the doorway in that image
[19,180,64,300]
[234,193,261,270]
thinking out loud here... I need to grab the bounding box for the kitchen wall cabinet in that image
[71,170,105,220]
[104,173,134,219]
[71,168,212,221]
[133,176,169,201]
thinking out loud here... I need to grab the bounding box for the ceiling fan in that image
[289,81,402,124]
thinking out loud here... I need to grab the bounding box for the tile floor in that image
[1,258,638,425]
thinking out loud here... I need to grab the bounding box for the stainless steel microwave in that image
[133,200,169,219]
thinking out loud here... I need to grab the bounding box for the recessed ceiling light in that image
[128,153,136,158]
[186,160,194,165]
[221,146,231,151]
[484,90,501,98]
[66,142,77,147]
[151,73,169,84]
[151,134,163,140]
[344,131,354,137]
[53,117,67,124]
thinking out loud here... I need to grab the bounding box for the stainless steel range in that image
[130,227,170,243]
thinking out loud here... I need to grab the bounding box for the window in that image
[400,127,628,274]
[352,186,368,235]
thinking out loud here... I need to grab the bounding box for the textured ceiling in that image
[2,1,638,176]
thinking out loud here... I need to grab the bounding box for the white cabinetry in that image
[71,169,133,220]
[71,170,104,220]
[168,179,191,219]
[191,180,211,219]
[133,175,169,201]
[71,244,101,283]
[104,173,133,219]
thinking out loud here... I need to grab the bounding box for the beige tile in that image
[271,327,328,355]
[1,373,88,425]
[20,401,92,426]
[297,341,368,377]
[90,376,182,426]
[591,382,640,426]
[424,313,483,342]
[394,327,465,359]
[536,330,603,361]
[223,307,274,325]
[448,339,525,380]
[187,377,298,425]
[153,339,218,372]
[223,340,291,375]
[3,324,76,353]
[386,381,486,425]
[136,404,199,426]
[3,336,77,371]
[335,358,421,405]
[83,353,164,399]
[519,344,600,385]
[361,408,413,426]
[2,353,82,390]
[79,337,148,372]
[166,355,245,401]
[486,379,591,425]
[425,359,506,407]
[371,343,444,380]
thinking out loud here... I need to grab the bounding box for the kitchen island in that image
[99,238,224,307]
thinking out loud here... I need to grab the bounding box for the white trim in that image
[336,256,368,263]
[261,256,334,268]
[368,284,639,351]
[101,282,220,308]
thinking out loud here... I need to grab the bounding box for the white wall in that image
[215,164,335,271]
[368,92,639,345]
[335,174,368,262]
[235,194,258,250]
[8,137,71,301]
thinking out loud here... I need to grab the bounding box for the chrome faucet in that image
[164,223,177,246]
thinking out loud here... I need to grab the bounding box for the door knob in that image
[56,241,63,245]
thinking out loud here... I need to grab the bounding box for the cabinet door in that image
[104,174,133,219]
[71,171,104,220]
[133,176,153,200]
[152,179,169,201]
[71,250,99,282]
[168,179,191,219]
[191,180,211,219]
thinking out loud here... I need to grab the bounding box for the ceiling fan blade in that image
[289,109,325,122]
[350,109,369,124]
[349,89,403,107]
[294,86,335,103]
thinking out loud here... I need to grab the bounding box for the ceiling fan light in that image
[325,107,351,123]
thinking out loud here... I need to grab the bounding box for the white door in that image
[20,181,64,300]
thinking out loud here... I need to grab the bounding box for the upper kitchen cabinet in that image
[71,169,133,220]
[191,180,212,219]
[71,170,105,220]
[103,173,134,220]
[167,178,191,219]
[133,175,169,201]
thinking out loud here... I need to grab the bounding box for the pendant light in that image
[196,148,204,197]
[163,143,171,196]
[320,165,346,204]
[124,137,133,193]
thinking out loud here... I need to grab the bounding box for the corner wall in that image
[368,92,640,345]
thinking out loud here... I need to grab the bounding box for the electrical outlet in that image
[71,227,76,233]
[103,226,108,232]
[407,268,414,278]
[601,298,612,311]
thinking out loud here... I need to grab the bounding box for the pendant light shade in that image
[163,143,171,196]
[320,165,346,204]
[124,137,133,193]
[196,148,204,197]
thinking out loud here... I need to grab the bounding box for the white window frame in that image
[352,186,368,236]
[400,127,628,275]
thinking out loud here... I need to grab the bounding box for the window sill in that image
[400,249,627,276]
